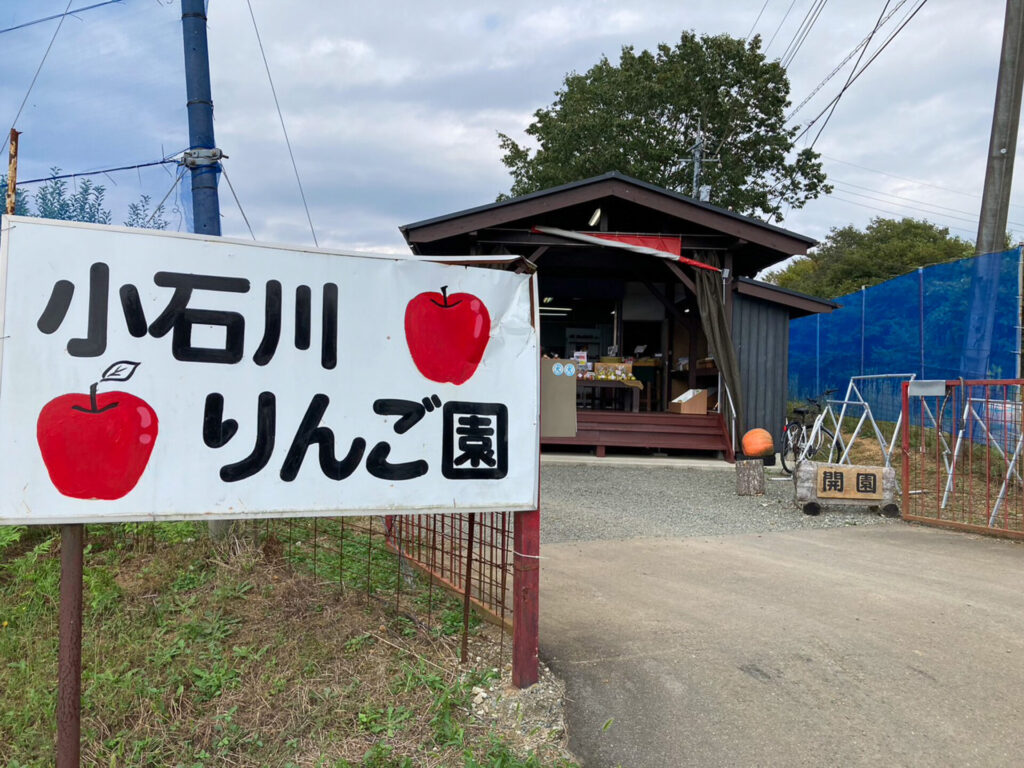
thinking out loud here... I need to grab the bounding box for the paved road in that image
[539,464,1024,768]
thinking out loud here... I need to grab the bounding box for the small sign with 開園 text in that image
[815,464,885,501]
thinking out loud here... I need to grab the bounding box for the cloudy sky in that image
[1,0,1019,261]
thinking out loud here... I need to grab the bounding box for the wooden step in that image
[543,408,734,461]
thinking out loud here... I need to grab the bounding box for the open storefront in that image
[401,172,836,459]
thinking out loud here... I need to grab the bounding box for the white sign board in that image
[0,217,539,524]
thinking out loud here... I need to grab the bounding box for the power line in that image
[244,0,319,248]
[827,193,978,235]
[807,0,892,149]
[792,0,929,145]
[763,0,799,54]
[17,158,180,186]
[0,0,124,36]
[832,186,981,225]
[7,0,74,135]
[766,2,925,215]
[822,154,980,197]
[823,154,1024,211]
[780,0,828,68]
[746,0,772,41]
[220,162,256,240]
[832,178,982,217]
[827,185,1024,233]
[787,0,908,122]
[146,166,186,227]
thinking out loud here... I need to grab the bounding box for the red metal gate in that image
[902,379,1024,538]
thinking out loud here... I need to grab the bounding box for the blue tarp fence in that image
[788,248,1022,423]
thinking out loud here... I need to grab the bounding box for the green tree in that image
[766,217,975,299]
[123,194,168,230]
[33,168,112,224]
[0,175,31,215]
[3,168,169,229]
[497,31,830,221]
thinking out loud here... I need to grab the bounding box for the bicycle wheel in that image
[779,422,803,474]
[805,427,835,463]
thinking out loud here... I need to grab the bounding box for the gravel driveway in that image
[538,460,1024,768]
[540,461,897,543]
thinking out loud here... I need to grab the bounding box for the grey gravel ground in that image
[540,462,897,543]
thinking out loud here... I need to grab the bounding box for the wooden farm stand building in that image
[400,173,836,459]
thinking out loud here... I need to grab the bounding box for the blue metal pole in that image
[181,0,221,236]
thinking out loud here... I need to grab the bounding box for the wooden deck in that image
[543,410,734,461]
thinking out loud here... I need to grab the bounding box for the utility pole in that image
[692,125,703,199]
[976,0,1024,255]
[181,0,231,539]
[181,0,222,236]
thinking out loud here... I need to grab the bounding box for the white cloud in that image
[1,0,1019,253]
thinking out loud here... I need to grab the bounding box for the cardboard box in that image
[668,388,707,415]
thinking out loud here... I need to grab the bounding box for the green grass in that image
[0,520,575,767]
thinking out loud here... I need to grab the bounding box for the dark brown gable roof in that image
[400,172,816,273]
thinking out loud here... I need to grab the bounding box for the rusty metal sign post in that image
[5,129,18,216]
[57,525,84,768]
[7,130,85,768]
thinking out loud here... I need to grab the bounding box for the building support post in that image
[512,508,539,687]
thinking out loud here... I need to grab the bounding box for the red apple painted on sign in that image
[404,286,491,385]
[36,361,158,500]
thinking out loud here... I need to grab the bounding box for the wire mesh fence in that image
[68,512,515,667]
[384,512,513,632]
[902,379,1024,537]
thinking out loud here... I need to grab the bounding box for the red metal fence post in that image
[512,507,539,688]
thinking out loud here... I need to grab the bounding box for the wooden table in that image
[576,380,644,412]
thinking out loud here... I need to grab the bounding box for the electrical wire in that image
[832,186,980,224]
[145,166,186,227]
[832,181,1024,230]
[780,0,828,68]
[787,0,908,122]
[0,0,124,36]
[823,154,1024,210]
[6,0,74,136]
[833,178,980,217]
[807,0,892,150]
[711,0,823,159]
[746,0,772,41]
[827,193,977,235]
[220,162,256,240]
[244,0,319,248]
[17,158,180,186]
[792,0,929,145]
[763,0,799,54]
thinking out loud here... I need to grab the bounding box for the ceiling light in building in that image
[588,208,601,227]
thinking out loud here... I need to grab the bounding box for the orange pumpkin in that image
[741,428,775,458]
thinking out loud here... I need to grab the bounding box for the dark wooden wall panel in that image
[732,293,790,448]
